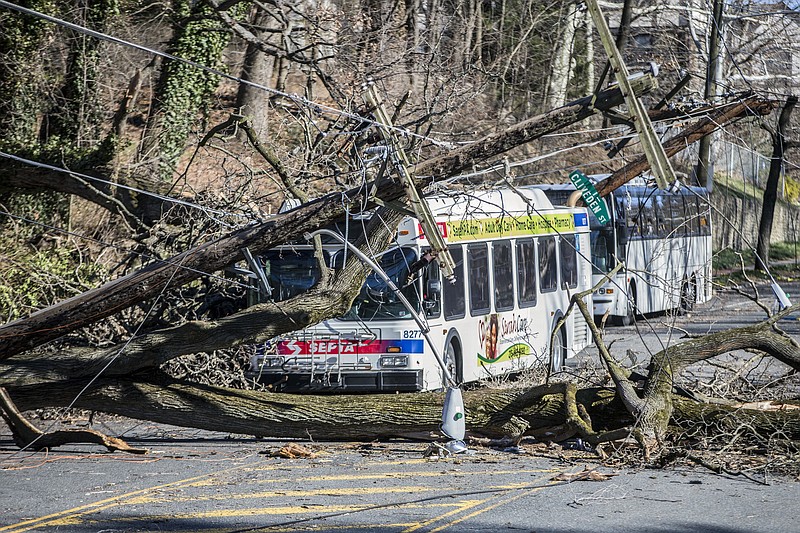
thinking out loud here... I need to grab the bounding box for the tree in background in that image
[756,96,798,271]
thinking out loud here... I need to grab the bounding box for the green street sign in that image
[568,170,610,225]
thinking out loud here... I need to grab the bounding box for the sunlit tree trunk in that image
[755,96,797,271]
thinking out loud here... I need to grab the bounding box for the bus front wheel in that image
[550,327,567,372]
[443,339,462,386]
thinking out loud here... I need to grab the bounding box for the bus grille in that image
[573,316,589,347]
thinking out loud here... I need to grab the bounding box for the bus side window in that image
[698,196,711,235]
[655,195,669,237]
[539,237,558,293]
[626,197,641,238]
[444,246,465,320]
[686,195,698,236]
[560,235,578,289]
[493,240,514,312]
[516,239,537,307]
[468,244,490,316]
[641,196,656,237]
[670,195,686,236]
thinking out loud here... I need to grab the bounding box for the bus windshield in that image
[590,229,614,273]
[588,196,615,274]
[260,247,421,321]
[341,247,420,321]
[261,249,326,301]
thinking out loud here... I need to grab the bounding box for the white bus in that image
[534,180,712,325]
[246,187,593,392]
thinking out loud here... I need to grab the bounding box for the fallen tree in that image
[0,84,790,467]
[0,86,774,362]
[3,304,799,453]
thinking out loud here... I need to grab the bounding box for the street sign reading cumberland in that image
[568,170,611,225]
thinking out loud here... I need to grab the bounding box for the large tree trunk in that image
[545,3,579,109]
[5,379,580,440]
[755,96,797,271]
[134,1,234,222]
[235,7,278,139]
[6,377,799,445]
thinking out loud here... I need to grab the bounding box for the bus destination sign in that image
[568,170,610,225]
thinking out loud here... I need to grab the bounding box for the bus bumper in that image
[245,369,424,392]
[592,298,614,318]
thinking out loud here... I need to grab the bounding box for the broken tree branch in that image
[0,387,146,454]
[594,95,776,196]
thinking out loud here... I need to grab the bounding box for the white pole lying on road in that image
[304,229,466,446]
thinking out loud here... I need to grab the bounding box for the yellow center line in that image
[1,455,563,533]
[398,469,566,532]
[129,485,435,505]
[0,461,294,532]
[401,499,486,532]
[429,480,562,532]
[240,467,559,485]
[46,501,467,529]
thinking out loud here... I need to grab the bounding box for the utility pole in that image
[586,0,677,189]
[696,0,724,191]
[364,84,457,282]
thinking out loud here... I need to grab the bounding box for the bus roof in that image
[426,187,555,219]
[529,180,709,202]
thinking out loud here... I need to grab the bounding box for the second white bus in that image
[534,180,713,325]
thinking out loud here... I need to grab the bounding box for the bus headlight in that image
[380,355,409,368]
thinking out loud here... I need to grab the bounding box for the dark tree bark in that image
[233,6,278,138]
[4,373,798,446]
[755,96,798,271]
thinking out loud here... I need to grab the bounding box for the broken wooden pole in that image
[594,95,776,197]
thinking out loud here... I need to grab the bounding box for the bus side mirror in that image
[616,221,628,246]
[426,279,442,298]
[424,279,441,315]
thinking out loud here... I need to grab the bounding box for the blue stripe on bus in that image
[574,213,588,227]
[390,340,425,353]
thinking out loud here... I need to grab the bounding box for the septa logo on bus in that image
[277,339,424,356]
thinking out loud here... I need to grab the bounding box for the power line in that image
[0,150,251,224]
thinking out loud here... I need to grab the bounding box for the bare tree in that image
[755,96,798,271]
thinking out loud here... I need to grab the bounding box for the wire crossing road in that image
[2,428,799,533]
[0,437,567,532]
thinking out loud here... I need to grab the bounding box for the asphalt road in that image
[2,282,799,532]
[574,280,800,396]
[2,423,799,533]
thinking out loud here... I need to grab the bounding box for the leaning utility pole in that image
[696,0,724,190]
[586,0,677,189]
